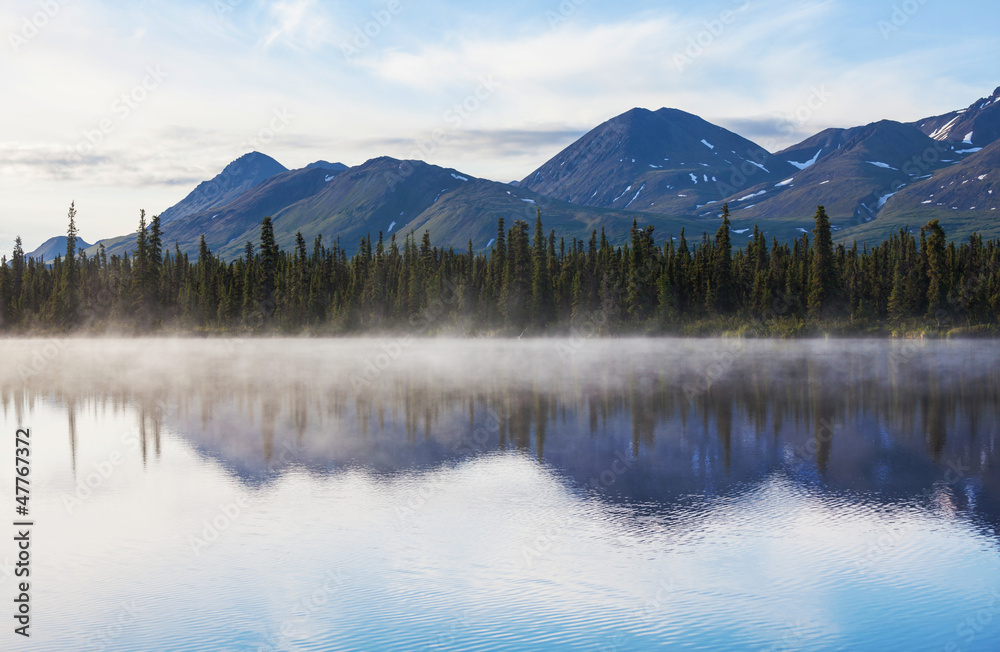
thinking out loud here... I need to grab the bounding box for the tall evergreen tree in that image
[57,201,80,325]
[531,210,554,326]
[259,217,280,317]
[923,219,948,324]
[807,205,837,319]
[707,205,733,314]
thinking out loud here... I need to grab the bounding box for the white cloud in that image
[1,0,998,253]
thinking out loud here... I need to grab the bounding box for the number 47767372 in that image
[15,429,30,512]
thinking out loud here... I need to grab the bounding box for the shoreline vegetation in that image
[1,203,999,339]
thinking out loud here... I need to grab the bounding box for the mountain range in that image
[29,85,1000,262]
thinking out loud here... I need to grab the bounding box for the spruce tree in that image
[11,236,24,315]
[923,219,948,324]
[259,217,280,317]
[707,205,733,313]
[531,210,554,326]
[58,201,80,325]
[807,205,836,319]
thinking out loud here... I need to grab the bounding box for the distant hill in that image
[56,84,1000,258]
[840,138,1000,245]
[92,157,711,261]
[304,160,349,172]
[717,120,971,233]
[253,157,709,260]
[27,235,93,262]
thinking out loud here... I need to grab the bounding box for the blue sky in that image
[1,0,998,254]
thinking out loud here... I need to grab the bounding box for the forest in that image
[1,202,999,336]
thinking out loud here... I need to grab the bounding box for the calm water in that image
[1,338,999,651]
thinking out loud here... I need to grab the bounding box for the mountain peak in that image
[519,105,790,214]
[911,85,1000,147]
[222,152,285,175]
[159,153,288,224]
[305,160,349,172]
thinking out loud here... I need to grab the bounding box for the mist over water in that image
[1,338,999,651]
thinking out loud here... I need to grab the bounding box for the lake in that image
[1,338,999,651]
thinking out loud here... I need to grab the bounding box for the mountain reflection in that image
[2,338,998,529]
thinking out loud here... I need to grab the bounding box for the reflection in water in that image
[6,339,996,508]
[0,339,999,651]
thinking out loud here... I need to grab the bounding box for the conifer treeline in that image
[1,203,999,333]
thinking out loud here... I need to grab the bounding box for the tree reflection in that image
[0,341,996,520]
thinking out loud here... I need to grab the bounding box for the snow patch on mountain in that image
[612,185,633,202]
[930,115,961,140]
[788,149,822,170]
[624,184,646,209]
